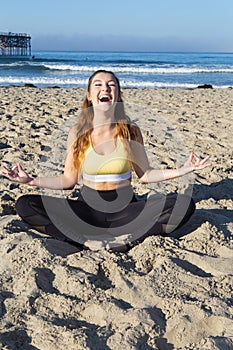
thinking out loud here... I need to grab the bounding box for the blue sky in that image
[1,0,232,52]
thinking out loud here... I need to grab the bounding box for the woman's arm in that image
[130,126,211,184]
[139,152,211,183]
[1,127,79,190]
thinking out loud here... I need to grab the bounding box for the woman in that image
[1,70,211,252]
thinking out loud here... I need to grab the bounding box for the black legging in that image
[15,185,195,252]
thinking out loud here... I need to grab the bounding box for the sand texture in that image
[0,86,233,350]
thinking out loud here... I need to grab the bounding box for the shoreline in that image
[0,86,232,349]
[1,82,233,90]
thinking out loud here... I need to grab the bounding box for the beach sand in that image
[0,86,232,349]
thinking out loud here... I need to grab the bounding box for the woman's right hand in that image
[1,163,33,184]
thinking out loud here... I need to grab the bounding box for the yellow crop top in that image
[82,137,132,182]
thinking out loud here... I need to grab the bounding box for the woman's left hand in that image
[182,152,212,173]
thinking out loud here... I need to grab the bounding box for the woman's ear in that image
[87,92,91,102]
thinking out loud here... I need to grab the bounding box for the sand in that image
[0,85,232,350]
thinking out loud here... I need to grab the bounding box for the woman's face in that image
[87,72,120,111]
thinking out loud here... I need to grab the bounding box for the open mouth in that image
[99,95,112,103]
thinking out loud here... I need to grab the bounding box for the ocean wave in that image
[89,59,167,65]
[0,62,50,72]
[42,64,233,74]
[1,61,233,76]
[0,76,88,86]
[0,76,231,89]
[0,51,232,89]
[120,80,197,88]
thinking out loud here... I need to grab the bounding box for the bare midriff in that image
[82,178,132,191]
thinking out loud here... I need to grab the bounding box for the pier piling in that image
[0,32,31,57]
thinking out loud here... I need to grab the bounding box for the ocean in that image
[0,51,232,89]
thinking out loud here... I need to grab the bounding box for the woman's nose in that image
[102,84,110,91]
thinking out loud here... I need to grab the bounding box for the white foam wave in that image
[0,62,27,67]
[0,76,88,86]
[0,76,232,89]
[43,64,233,74]
[120,80,197,89]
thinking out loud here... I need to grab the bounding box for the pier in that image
[0,32,31,57]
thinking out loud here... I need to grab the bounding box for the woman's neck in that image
[92,110,115,129]
[91,122,116,137]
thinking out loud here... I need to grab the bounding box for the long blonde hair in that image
[72,70,141,170]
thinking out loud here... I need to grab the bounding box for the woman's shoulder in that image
[67,125,78,149]
[129,122,143,143]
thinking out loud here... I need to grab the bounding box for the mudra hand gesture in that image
[1,163,33,184]
[182,152,211,174]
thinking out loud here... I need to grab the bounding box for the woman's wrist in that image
[178,165,193,177]
[28,177,37,186]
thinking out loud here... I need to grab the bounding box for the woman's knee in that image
[15,195,29,214]
[177,195,196,228]
[165,193,195,215]
[15,194,39,217]
[175,193,195,214]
